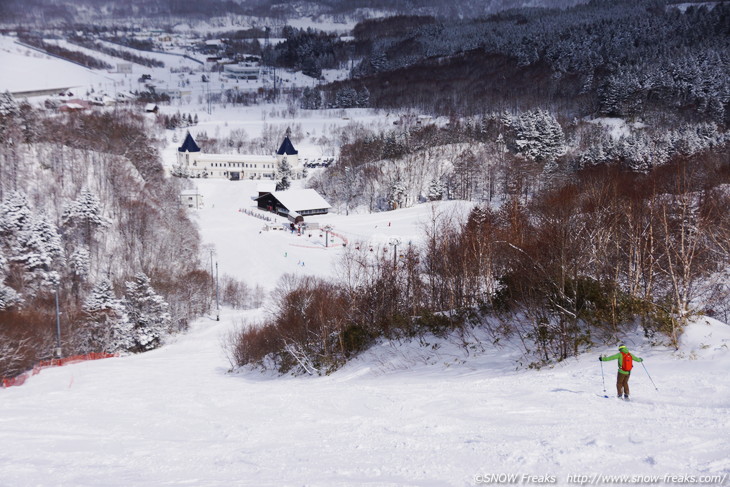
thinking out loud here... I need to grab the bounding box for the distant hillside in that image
[0,0,590,25]
[321,0,729,125]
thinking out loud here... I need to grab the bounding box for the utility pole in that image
[389,237,402,269]
[209,248,215,286]
[215,261,220,322]
[323,225,333,248]
[54,288,62,359]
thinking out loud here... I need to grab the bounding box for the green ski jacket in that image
[601,351,643,374]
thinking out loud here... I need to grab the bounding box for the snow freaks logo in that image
[474,473,729,485]
[474,474,557,484]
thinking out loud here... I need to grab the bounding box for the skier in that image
[599,345,643,400]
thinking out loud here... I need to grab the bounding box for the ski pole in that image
[599,357,608,397]
[642,362,659,391]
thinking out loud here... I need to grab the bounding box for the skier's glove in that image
[598,356,603,361]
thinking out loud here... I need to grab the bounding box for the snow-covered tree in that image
[427,178,445,201]
[0,90,18,117]
[276,157,293,191]
[123,273,171,352]
[0,283,21,311]
[357,87,370,108]
[69,247,91,280]
[514,109,566,162]
[0,250,21,311]
[301,87,321,110]
[0,191,32,238]
[335,87,358,108]
[388,179,407,210]
[62,190,111,246]
[83,279,133,353]
[12,212,63,273]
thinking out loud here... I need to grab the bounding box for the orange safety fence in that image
[1,352,118,389]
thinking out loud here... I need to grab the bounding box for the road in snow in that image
[1,180,729,487]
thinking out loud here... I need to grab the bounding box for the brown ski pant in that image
[617,372,630,397]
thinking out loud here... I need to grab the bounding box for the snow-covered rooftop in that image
[256,182,276,193]
[266,189,331,212]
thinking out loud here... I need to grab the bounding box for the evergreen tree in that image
[514,109,566,162]
[69,247,91,280]
[10,212,63,292]
[0,251,21,311]
[388,179,407,209]
[427,178,445,201]
[0,90,18,117]
[84,279,133,353]
[62,190,111,246]
[123,273,171,352]
[357,87,370,107]
[301,87,321,109]
[335,87,358,108]
[0,191,32,238]
[12,212,63,273]
[276,158,293,191]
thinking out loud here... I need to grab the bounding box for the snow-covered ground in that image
[0,33,329,102]
[1,176,729,487]
[189,178,473,291]
[0,36,117,94]
[587,117,648,140]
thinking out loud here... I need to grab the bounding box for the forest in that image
[227,2,730,374]
[0,98,256,378]
[316,2,730,123]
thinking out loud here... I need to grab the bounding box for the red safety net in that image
[2,352,118,389]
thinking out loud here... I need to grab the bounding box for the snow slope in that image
[1,181,729,487]
[190,178,472,291]
[0,36,116,94]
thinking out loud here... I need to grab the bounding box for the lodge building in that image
[175,132,299,180]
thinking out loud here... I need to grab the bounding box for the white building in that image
[223,63,261,80]
[117,63,133,74]
[175,132,299,180]
[180,189,204,209]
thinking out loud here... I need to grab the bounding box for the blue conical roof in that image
[178,132,201,153]
[276,136,298,155]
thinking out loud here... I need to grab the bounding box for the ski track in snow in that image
[2,147,730,487]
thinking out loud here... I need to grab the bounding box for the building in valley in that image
[174,132,300,180]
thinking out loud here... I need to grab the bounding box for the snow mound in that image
[679,316,730,360]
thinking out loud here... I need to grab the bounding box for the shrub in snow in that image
[0,284,21,311]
